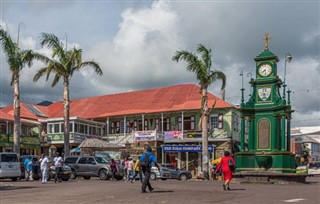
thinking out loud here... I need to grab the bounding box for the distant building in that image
[291,126,320,162]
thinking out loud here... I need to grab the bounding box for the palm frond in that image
[40,33,66,60]
[197,44,212,71]
[76,61,102,76]
[20,49,34,67]
[32,52,54,65]
[210,70,227,90]
[33,67,49,82]
[51,74,61,87]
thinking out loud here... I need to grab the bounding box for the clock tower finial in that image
[264,33,272,50]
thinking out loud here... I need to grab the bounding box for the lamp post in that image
[41,130,46,154]
[240,71,245,104]
[247,72,253,97]
[283,53,292,99]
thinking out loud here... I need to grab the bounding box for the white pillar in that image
[161,113,164,132]
[178,152,181,169]
[106,118,109,135]
[181,111,184,137]
[124,116,126,137]
[142,114,145,131]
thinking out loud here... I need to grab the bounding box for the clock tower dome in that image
[235,34,295,173]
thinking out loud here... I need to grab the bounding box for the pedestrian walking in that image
[122,158,129,181]
[23,155,32,181]
[110,159,119,181]
[40,154,49,184]
[53,152,63,183]
[131,156,143,183]
[215,151,236,191]
[139,146,160,193]
[126,157,134,182]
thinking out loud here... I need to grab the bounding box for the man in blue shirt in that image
[23,155,32,181]
[139,146,160,193]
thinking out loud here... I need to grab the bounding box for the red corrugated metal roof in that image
[0,109,14,121]
[48,84,233,119]
[0,102,49,120]
[0,84,234,121]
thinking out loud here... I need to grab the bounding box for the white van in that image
[0,152,21,181]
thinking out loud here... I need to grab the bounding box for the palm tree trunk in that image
[63,78,70,157]
[13,72,21,154]
[201,87,209,180]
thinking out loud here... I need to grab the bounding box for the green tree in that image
[0,26,34,154]
[172,44,226,180]
[33,33,103,156]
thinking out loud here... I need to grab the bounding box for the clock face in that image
[258,64,272,76]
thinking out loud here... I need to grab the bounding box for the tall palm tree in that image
[33,33,103,156]
[172,44,226,180]
[0,26,34,154]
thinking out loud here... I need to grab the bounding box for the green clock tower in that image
[235,34,295,173]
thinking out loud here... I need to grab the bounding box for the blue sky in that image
[1,0,319,127]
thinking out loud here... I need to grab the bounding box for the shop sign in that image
[162,145,214,153]
[164,131,183,140]
[134,130,156,141]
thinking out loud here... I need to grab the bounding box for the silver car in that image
[65,156,111,180]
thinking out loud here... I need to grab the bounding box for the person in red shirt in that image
[216,151,236,191]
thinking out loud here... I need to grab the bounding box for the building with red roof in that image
[0,84,240,170]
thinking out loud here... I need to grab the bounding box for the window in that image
[233,114,239,131]
[210,114,224,129]
[79,124,85,134]
[87,157,95,164]
[92,126,96,135]
[65,157,78,164]
[78,157,87,164]
[0,123,7,134]
[138,120,142,131]
[74,123,79,133]
[54,124,60,133]
[163,118,170,131]
[180,116,195,130]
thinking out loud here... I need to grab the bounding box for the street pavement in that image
[1,177,319,204]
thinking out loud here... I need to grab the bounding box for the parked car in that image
[0,152,21,181]
[308,162,320,175]
[46,157,72,181]
[65,156,116,180]
[19,155,41,180]
[158,164,192,181]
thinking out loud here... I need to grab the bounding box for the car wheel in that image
[62,178,69,181]
[70,170,77,180]
[179,174,187,181]
[32,175,40,180]
[83,176,91,180]
[150,173,157,181]
[99,169,109,180]
[160,178,167,180]
[11,177,18,182]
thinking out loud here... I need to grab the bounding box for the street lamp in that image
[41,130,46,154]
[283,53,292,99]
[247,72,253,97]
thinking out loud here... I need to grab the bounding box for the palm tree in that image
[172,44,226,180]
[0,26,34,154]
[33,33,103,156]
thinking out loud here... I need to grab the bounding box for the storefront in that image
[161,144,214,176]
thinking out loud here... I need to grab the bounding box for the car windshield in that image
[94,157,108,164]
[1,154,18,162]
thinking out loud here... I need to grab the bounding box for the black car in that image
[19,155,41,180]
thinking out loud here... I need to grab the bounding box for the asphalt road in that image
[1,177,319,204]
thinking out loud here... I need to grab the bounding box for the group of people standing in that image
[23,152,64,184]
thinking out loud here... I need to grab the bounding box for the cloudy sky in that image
[0,0,319,127]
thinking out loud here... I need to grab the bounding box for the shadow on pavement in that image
[0,186,38,191]
[150,190,174,193]
[228,189,246,191]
